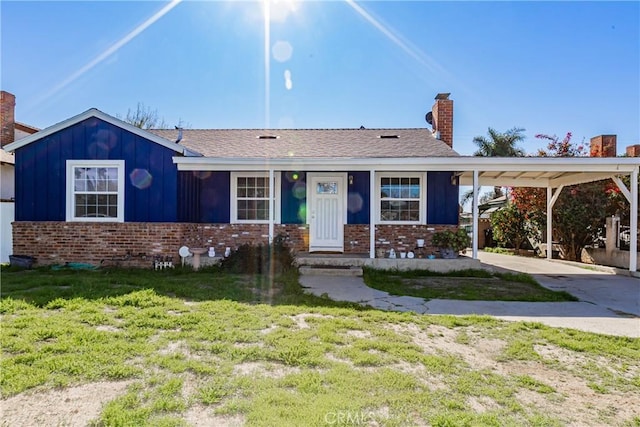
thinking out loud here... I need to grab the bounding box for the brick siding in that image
[626,144,640,157]
[590,135,617,158]
[1,91,16,147]
[375,224,458,255]
[432,94,453,148]
[13,222,459,268]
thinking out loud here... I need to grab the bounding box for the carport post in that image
[630,167,638,272]
[268,168,274,244]
[472,169,479,259]
[546,185,564,261]
[547,187,552,261]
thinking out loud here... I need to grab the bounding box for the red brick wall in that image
[432,94,453,148]
[13,222,188,268]
[1,91,16,147]
[626,144,640,157]
[12,222,460,267]
[375,224,458,255]
[590,135,617,157]
[12,222,312,268]
[344,225,370,253]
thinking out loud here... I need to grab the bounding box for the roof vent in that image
[378,135,399,139]
[257,135,279,139]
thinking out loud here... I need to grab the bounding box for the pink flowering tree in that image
[510,133,618,261]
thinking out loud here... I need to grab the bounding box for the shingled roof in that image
[148,128,459,158]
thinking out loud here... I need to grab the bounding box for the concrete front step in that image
[299,265,364,277]
[296,255,481,273]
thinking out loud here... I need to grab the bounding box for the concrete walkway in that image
[299,252,640,337]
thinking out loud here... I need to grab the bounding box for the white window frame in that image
[230,171,281,224]
[376,172,426,225]
[66,159,125,222]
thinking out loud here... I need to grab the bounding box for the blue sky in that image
[2,0,639,155]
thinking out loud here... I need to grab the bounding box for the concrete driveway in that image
[300,252,640,337]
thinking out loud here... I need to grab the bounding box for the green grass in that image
[363,267,578,302]
[1,266,638,426]
[483,247,517,255]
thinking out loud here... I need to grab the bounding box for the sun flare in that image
[264,0,298,23]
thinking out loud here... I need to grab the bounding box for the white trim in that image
[612,176,632,204]
[66,159,125,223]
[376,172,426,225]
[268,169,274,243]
[5,108,201,157]
[630,167,638,272]
[230,171,281,224]
[174,155,639,172]
[369,168,376,259]
[174,157,637,197]
[472,170,479,259]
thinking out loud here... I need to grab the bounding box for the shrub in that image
[220,234,295,275]
[431,228,471,253]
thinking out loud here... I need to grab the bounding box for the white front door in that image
[308,173,346,252]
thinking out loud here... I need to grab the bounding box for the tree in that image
[119,102,168,129]
[490,201,529,254]
[461,127,527,206]
[472,127,527,158]
[511,132,612,261]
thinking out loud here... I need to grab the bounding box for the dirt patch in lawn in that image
[0,381,132,427]
[384,323,640,426]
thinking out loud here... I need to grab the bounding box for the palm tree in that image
[472,127,526,157]
[461,127,526,206]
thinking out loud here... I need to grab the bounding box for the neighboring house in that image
[0,149,16,201]
[1,91,39,262]
[4,93,462,267]
[460,195,508,248]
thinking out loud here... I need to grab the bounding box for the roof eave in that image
[3,108,203,156]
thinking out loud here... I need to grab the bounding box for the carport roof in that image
[174,154,639,189]
[453,156,639,188]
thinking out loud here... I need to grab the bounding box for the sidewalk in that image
[299,253,640,337]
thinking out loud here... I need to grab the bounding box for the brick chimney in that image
[1,91,16,147]
[590,135,616,157]
[626,144,640,157]
[431,93,453,148]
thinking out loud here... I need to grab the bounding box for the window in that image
[231,172,280,223]
[378,174,423,223]
[316,181,338,194]
[66,160,124,222]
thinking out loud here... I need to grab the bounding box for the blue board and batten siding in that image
[15,117,179,222]
[14,117,458,225]
[426,171,459,225]
[186,170,457,225]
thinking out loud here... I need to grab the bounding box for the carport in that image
[455,157,639,273]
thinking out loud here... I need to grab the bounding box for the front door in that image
[308,173,345,252]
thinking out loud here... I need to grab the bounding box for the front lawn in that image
[364,268,579,302]
[1,267,638,426]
